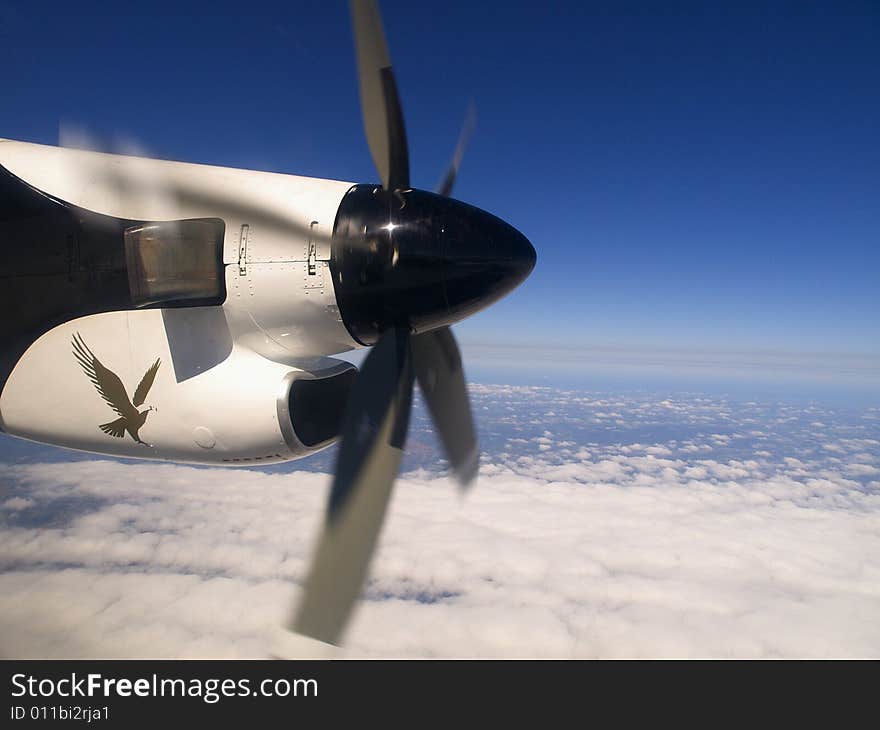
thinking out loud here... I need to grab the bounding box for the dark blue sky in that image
[2,1,878,362]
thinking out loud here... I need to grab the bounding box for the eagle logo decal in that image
[72,333,161,446]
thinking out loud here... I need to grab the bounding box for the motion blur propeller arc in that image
[289,0,536,645]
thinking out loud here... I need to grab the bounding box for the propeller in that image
[435,103,477,198]
[289,0,534,645]
[293,327,413,643]
[411,326,478,486]
[350,0,409,191]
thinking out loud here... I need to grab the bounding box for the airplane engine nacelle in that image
[0,310,356,465]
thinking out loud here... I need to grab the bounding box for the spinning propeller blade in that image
[291,328,413,644]
[412,327,478,488]
[351,0,409,191]
[291,0,532,645]
[435,103,477,198]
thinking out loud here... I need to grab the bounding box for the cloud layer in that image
[1,385,878,657]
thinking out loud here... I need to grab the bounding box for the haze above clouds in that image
[1,384,878,657]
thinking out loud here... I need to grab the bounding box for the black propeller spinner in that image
[289,0,536,645]
[330,185,536,345]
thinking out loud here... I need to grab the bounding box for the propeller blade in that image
[291,327,414,644]
[435,103,477,198]
[350,0,410,190]
[412,326,479,487]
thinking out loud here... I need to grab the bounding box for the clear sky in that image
[2,1,878,366]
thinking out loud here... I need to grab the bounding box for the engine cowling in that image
[0,309,355,465]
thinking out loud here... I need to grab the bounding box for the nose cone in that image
[442,205,536,323]
[330,185,536,345]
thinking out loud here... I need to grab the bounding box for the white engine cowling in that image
[0,309,355,465]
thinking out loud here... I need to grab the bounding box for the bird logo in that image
[72,333,161,446]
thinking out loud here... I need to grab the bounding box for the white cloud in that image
[1,497,33,511]
[0,458,877,657]
[822,443,845,453]
[1,385,879,658]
